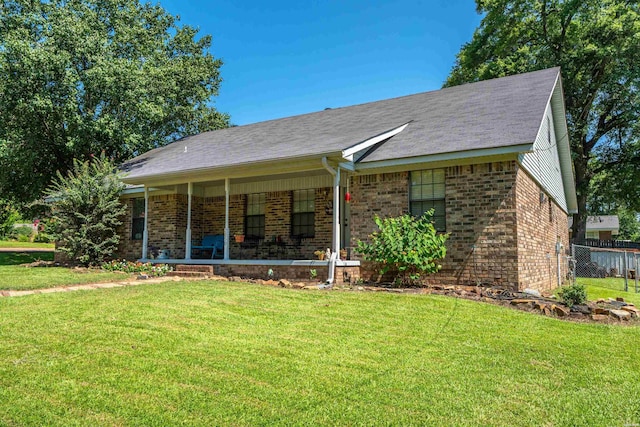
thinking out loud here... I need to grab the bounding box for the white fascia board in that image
[341,122,410,161]
[354,143,533,172]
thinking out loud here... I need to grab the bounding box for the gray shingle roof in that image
[569,215,620,231]
[122,67,560,180]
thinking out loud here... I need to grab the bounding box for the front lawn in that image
[0,281,638,426]
[0,241,54,249]
[0,252,129,291]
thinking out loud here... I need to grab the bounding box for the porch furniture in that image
[239,237,261,258]
[192,234,224,259]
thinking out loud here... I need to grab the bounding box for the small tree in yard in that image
[357,210,449,286]
[45,156,126,266]
[0,199,20,239]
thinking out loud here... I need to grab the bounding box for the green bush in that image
[557,284,587,306]
[356,210,449,286]
[45,155,126,266]
[10,226,35,242]
[33,232,54,243]
[0,199,21,239]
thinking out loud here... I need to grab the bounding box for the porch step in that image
[174,265,214,274]
[167,271,211,278]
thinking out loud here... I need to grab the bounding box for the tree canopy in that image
[445,0,640,241]
[0,0,229,206]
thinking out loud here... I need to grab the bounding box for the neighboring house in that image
[569,216,620,241]
[117,67,577,291]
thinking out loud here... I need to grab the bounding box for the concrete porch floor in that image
[139,258,360,267]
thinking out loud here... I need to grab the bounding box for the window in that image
[245,193,266,239]
[409,169,446,232]
[292,189,315,238]
[131,198,145,240]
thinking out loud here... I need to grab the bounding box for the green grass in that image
[576,277,640,304]
[0,252,129,291]
[0,281,638,426]
[0,240,54,249]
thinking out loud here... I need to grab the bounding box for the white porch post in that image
[224,178,230,260]
[333,168,341,258]
[185,182,193,260]
[142,186,149,259]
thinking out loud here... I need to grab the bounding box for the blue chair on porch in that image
[192,235,224,259]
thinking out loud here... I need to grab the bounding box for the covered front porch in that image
[120,158,360,284]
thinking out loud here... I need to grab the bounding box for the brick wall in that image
[349,172,408,249]
[443,162,519,288]
[116,195,186,260]
[515,168,570,291]
[113,165,570,291]
[350,161,570,290]
[115,198,142,260]
[115,188,334,261]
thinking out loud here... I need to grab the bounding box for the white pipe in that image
[142,186,149,259]
[224,178,230,260]
[185,182,193,260]
[322,157,340,285]
[556,241,563,287]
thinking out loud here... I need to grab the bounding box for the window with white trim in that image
[409,169,446,232]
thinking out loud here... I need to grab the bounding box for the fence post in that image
[623,251,628,292]
[633,253,640,293]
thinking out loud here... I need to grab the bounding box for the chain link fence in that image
[569,244,639,293]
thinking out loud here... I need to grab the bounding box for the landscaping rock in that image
[137,274,149,280]
[621,306,639,318]
[570,305,591,315]
[594,307,610,315]
[510,299,535,306]
[229,276,243,282]
[523,288,541,297]
[609,309,631,321]
[264,279,279,287]
[551,304,569,317]
[591,314,609,321]
[278,279,292,288]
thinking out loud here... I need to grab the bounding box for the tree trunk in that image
[571,143,590,243]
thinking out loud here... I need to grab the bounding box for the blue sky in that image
[158,0,482,126]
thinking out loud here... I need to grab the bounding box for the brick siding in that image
[113,162,569,291]
[350,161,568,291]
[515,168,570,291]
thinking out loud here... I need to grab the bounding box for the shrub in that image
[0,199,20,239]
[557,284,587,306]
[45,155,126,266]
[356,210,449,286]
[10,226,35,242]
[33,232,54,243]
[102,260,173,276]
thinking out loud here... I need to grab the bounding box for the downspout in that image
[322,157,340,286]
[142,186,149,260]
